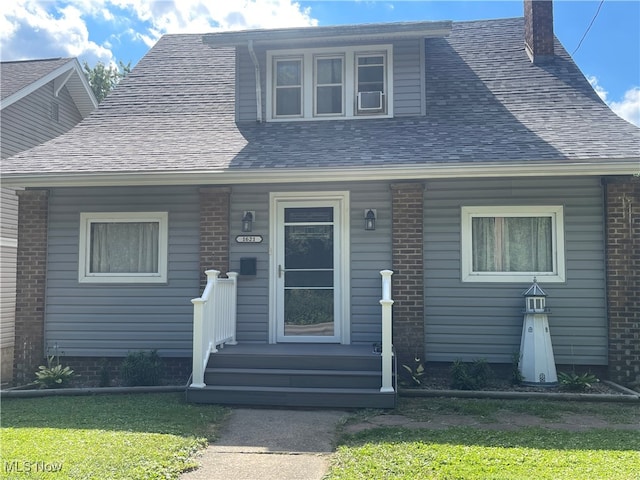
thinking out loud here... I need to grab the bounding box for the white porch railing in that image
[380,269,394,393]
[190,270,238,388]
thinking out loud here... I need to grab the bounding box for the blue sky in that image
[1,1,638,125]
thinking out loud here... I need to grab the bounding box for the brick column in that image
[13,189,49,384]
[605,176,639,388]
[390,183,425,366]
[199,187,231,289]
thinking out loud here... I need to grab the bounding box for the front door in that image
[271,192,350,343]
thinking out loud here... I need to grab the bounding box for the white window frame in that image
[266,45,393,122]
[273,56,304,118]
[355,52,387,115]
[314,54,345,117]
[78,212,169,284]
[460,206,566,283]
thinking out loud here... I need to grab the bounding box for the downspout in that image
[248,40,263,123]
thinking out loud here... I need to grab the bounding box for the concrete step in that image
[208,352,382,372]
[204,367,383,389]
[186,385,396,408]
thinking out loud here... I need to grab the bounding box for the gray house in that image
[2,1,638,406]
[0,58,97,383]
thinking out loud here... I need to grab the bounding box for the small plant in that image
[99,358,111,387]
[558,371,599,392]
[511,352,524,385]
[450,358,494,390]
[401,357,426,387]
[120,350,163,386]
[34,355,74,389]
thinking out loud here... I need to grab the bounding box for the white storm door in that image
[271,193,350,344]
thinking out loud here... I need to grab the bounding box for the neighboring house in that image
[0,58,97,384]
[2,1,638,405]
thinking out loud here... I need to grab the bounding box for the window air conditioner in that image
[357,91,383,111]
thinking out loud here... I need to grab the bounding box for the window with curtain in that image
[274,57,303,117]
[79,212,168,283]
[461,206,565,282]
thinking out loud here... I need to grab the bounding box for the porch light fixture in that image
[242,211,254,232]
[365,209,377,231]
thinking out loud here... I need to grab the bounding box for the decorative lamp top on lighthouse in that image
[523,278,548,313]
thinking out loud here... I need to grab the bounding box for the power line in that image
[572,0,606,56]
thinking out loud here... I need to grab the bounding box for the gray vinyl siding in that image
[423,177,607,366]
[235,39,425,123]
[1,82,83,158]
[236,46,260,123]
[44,186,201,357]
[392,39,424,117]
[0,189,18,352]
[229,182,392,344]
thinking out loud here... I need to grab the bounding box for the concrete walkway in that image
[180,408,348,480]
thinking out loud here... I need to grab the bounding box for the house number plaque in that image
[236,235,263,243]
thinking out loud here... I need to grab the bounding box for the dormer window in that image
[315,56,344,116]
[356,54,386,114]
[267,45,392,121]
[275,57,303,117]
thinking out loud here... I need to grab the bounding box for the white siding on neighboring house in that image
[423,177,607,366]
[1,82,83,158]
[1,80,84,382]
[0,189,18,381]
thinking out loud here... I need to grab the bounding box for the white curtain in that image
[90,222,159,273]
[472,217,552,272]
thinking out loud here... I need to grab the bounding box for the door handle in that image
[278,264,284,278]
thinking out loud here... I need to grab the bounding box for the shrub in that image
[558,371,599,392]
[400,357,426,387]
[120,350,163,386]
[34,356,74,389]
[450,358,493,390]
[99,358,111,387]
[511,352,524,385]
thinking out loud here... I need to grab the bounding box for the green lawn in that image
[1,393,228,479]
[328,398,640,480]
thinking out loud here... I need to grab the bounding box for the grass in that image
[396,397,640,423]
[329,398,640,480]
[1,393,228,479]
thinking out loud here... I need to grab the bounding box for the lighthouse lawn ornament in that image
[518,278,558,386]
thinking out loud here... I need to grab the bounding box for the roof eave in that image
[0,59,98,117]
[203,21,452,47]
[2,159,637,188]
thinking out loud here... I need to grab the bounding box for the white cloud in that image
[0,0,114,65]
[610,87,640,127]
[1,0,316,64]
[588,76,640,127]
[587,75,608,102]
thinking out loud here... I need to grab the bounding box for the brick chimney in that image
[524,0,554,63]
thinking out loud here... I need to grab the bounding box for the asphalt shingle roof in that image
[2,18,638,180]
[1,58,74,101]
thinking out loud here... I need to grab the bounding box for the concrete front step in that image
[209,352,382,371]
[204,367,383,389]
[186,385,397,408]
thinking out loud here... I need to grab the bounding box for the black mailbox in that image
[240,257,257,276]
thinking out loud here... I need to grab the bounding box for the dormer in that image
[203,21,452,123]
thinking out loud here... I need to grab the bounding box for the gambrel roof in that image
[1,58,98,118]
[2,18,638,187]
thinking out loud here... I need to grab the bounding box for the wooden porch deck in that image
[186,343,396,408]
